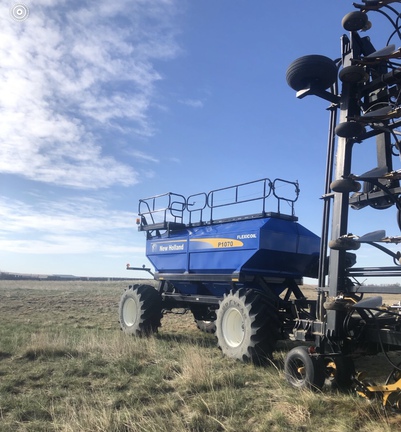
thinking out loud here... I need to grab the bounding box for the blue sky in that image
[1,0,401,280]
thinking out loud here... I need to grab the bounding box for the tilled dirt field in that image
[1,279,401,383]
[0,279,206,336]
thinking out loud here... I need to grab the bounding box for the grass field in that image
[1,280,401,431]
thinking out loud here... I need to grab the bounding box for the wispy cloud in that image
[0,194,142,254]
[179,98,204,108]
[0,0,180,189]
[125,149,160,164]
[0,236,144,255]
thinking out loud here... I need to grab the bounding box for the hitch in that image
[126,263,154,277]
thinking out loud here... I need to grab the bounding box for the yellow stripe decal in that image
[190,238,244,248]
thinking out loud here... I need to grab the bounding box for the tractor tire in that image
[215,288,280,363]
[119,284,162,336]
[286,55,338,92]
[195,320,216,334]
[284,346,325,391]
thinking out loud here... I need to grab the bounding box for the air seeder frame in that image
[120,0,401,408]
[285,0,401,404]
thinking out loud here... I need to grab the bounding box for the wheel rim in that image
[222,307,244,348]
[288,358,307,384]
[325,359,337,382]
[123,297,138,326]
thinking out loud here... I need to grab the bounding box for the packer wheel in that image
[284,346,325,391]
[339,65,367,83]
[342,11,369,31]
[324,355,355,390]
[286,55,338,92]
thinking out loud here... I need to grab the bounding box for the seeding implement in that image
[120,0,401,409]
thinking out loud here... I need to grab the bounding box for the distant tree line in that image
[0,272,136,281]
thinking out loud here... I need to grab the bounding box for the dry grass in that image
[0,280,400,431]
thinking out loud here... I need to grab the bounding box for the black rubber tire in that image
[324,355,355,390]
[215,288,280,363]
[385,391,401,411]
[286,55,338,91]
[363,181,393,210]
[330,178,361,193]
[329,237,360,251]
[335,121,365,138]
[342,11,368,32]
[191,307,216,334]
[339,65,367,83]
[385,366,401,410]
[119,284,162,336]
[284,346,325,391]
[195,320,216,334]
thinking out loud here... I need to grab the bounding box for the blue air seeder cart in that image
[120,0,401,409]
[121,178,321,360]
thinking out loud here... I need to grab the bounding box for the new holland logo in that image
[151,240,187,253]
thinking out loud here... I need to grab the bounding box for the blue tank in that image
[137,178,320,297]
[146,216,319,279]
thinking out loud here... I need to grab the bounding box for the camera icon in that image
[10,4,29,21]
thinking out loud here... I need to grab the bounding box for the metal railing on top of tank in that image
[138,192,186,226]
[138,178,300,228]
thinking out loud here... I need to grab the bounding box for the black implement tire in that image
[342,11,368,32]
[215,288,280,363]
[191,307,216,334]
[363,181,393,210]
[339,65,367,83]
[119,284,162,336]
[284,346,325,391]
[335,121,365,138]
[195,320,216,334]
[286,55,338,91]
[324,355,355,390]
